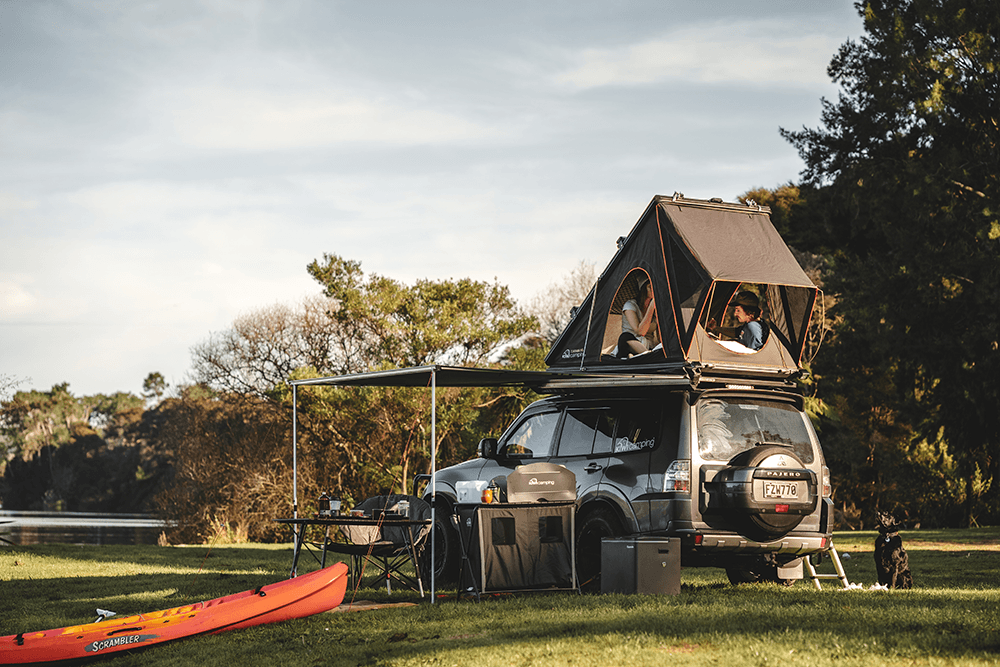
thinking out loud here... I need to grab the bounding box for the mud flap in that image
[777,557,804,580]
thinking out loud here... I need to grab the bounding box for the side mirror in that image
[478,438,498,459]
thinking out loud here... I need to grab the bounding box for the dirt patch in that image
[659,643,701,653]
[329,600,419,613]
[905,540,1000,551]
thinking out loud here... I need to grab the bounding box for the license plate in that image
[763,482,799,499]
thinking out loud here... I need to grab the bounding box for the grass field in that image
[2,528,999,666]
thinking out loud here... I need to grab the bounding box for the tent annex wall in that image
[545,194,818,376]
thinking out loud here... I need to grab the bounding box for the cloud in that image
[156,86,495,152]
[0,278,37,316]
[0,192,37,217]
[553,23,840,90]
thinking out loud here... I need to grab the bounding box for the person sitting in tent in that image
[708,291,767,351]
[616,276,659,358]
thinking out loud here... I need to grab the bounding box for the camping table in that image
[275,516,432,593]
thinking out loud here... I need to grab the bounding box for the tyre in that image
[575,505,623,592]
[428,501,458,585]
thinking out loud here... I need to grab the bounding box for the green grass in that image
[2,529,999,666]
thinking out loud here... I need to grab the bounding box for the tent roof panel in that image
[661,202,814,287]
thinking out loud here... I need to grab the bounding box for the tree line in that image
[0,257,560,542]
[2,0,997,539]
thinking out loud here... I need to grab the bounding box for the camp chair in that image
[329,494,431,595]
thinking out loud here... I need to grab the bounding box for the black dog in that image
[874,510,913,589]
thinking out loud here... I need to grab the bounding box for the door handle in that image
[584,462,603,472]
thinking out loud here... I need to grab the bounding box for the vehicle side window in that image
[557,409,601,457]
[504,411,559,459]
[613,407,660,454]
[591,412,617,455]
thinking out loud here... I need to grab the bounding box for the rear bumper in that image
[672,530,831,568]
[688,531,829,554]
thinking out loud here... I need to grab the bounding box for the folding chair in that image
[329,494,431,595]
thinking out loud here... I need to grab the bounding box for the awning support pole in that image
[292,384,298,519]
[430,368,437,603]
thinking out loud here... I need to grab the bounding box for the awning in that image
[286,364,688,601]
[290,365,574,389]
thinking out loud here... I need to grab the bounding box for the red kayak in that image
[0,562,348,664]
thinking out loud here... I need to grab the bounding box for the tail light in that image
[664,459,691,493]
[822,467,832,498]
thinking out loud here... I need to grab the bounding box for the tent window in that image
[702,282,771,354]
[601,269,659,358]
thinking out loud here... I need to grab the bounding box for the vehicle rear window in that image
[696,397,814,463]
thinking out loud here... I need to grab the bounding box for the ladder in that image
[804,542,851,590]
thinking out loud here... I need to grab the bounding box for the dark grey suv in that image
[428,194,833,587]
[428,379,833,587]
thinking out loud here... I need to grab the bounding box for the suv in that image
[427,376,833,587]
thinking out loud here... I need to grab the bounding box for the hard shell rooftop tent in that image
[545,194,818,378]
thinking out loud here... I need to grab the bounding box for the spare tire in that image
[712,445,818,541]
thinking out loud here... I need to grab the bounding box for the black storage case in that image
[600,537,681,595]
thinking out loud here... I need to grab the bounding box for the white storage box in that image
[456,480,489,504]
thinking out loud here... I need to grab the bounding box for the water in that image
[0,511,166,546]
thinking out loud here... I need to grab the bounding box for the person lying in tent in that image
[708,291,766,351]
[616,276,659,358]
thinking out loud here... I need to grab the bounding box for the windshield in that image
[696,397,814,463]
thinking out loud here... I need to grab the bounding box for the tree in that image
[181,256,541,524]
[1,383,89,462]
[306,254,537,371]
[153,386,290,543]
[528,260,598,345]
[191,296,343,398]
[781,0,1000,526]
[0,384,166,512]
[142,372,167,405]
[1,373,26,402]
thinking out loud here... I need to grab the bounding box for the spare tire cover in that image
[717,445,816,541]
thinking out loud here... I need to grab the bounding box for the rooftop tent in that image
[545,195,818,376]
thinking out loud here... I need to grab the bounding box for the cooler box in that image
[601,537,681,595]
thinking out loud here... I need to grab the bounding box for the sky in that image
[0,0,865,399]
